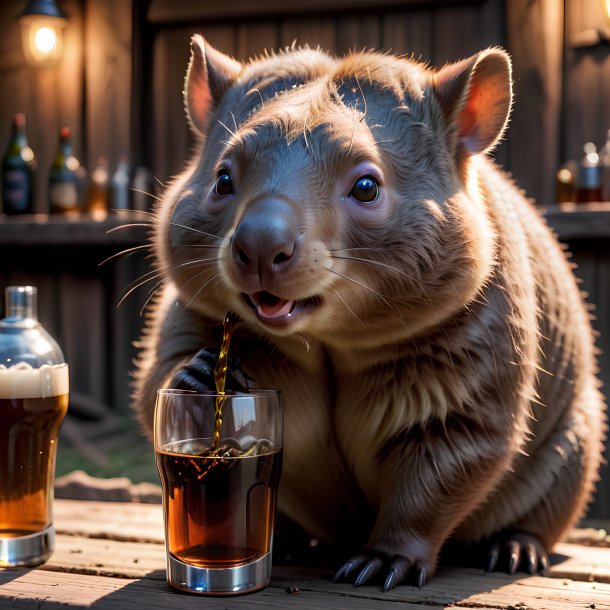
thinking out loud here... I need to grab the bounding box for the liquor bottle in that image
[131,165,154,212]
[87,157,109,220]
[1,114,36,215]
[110,156,130,210]
[600,129,610,202]
[575,142,602,203]
[49,127,80,215]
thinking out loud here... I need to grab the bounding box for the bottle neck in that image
[11,120,28,149]
[2,286,38,325]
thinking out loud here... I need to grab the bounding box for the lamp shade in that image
[18,0,67,67]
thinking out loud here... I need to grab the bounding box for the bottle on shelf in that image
[87,157,109,220]
[600,129,610,203]
[575,142,602,204]
[1,113,36,215]
[556,161,578,204]
[131,165,154,212]
[49,127,81,216]
[110,156,130,210]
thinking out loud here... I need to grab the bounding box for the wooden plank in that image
[543,203,610,240]
[59,273,107,404]
[0,569,467,610]
[563,0,610,162]
[84,0,132,180]
[279,19,337,53]
[334,15,382,54]
[381,11,434,61]
[237,23,280,60]
[4,553,610,609]
[54,499,164,543]
[0,213,147,246]
[506,0,564,207]
[44,534,166,579]
[39,534,610,586]
[49,500,610,585]
[148,0,485,23]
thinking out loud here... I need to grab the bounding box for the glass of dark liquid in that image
[154,389,283,595]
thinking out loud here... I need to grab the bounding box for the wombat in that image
[132,35,606,589]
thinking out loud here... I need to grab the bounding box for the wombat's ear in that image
[184,34,243,135]
[431,48,512,155]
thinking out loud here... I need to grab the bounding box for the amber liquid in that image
[156,440,282,567]
[212,311,239,451]
[0,394,68,537]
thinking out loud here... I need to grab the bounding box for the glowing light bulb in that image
[34,26,57,55]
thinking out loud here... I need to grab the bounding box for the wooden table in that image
[2,500,610,609]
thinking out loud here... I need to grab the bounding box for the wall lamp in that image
[19,0,67,67]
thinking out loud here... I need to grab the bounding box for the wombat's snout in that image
[231,199,298,273]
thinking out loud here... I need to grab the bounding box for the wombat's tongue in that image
[251,291,294,319]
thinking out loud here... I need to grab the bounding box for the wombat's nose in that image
[231,201,297,273]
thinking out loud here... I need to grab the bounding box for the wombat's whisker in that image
[329,285,380,353]
[117,271,166,308]
[182,262,221,289]
[140,280,165,316]
[129,188,162,202]
[184,272,223,310]
[98,244,152,266]
[330,254,418,283]
[107,222,152,233]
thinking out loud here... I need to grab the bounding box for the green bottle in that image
[1,114,36,215]
[49,127,80,215]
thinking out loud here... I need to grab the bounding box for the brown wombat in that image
[132,35,606,589]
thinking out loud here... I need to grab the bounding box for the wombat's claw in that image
[383,557,427,591]
[334,553,428,591]
[486,533,549,576]
[333,554,368,583]
[354,556,383,587]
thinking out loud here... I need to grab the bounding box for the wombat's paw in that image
[486,532,549,575]
[333,551,432,591]
[171,348,251,393]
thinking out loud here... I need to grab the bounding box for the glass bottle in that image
[49,126,80,215]
[110,156,130,210]
[87,157,109,220]
[1,114,36,215]
[600,129,610,202]
[575,142,602,203]
[0,286,69,567]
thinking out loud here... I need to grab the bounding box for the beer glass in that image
[154,389,283,595]
[0,286,69,567]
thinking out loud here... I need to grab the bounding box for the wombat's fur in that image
[133,36,606,589]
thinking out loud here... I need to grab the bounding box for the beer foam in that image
[0,362,69,399]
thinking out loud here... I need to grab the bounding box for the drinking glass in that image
[154,388,283,595]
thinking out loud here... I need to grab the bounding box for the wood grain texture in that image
[84,0,132,177]
[507,0,564,206]
[3,501,610,608]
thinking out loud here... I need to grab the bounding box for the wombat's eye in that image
[350,176,378,203]
[215,170,233,196]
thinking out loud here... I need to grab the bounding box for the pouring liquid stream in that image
[212,311,239,453]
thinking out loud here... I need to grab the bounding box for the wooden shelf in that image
[0,212,149,247]
[2,204,610,247]
[543,202,610,241]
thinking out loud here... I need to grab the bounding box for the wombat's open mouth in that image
[243,291,318,324]
[248,291,295,319]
